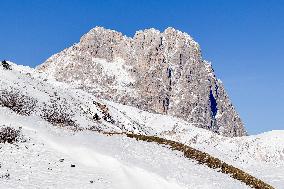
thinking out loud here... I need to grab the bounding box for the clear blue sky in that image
[1,0,283,134]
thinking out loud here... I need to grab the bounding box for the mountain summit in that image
[37,27,246,137]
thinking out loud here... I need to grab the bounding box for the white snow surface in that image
[0,108,249,189]
[92,57,135,88]
[0,62,283,188]
[104,100,284,189]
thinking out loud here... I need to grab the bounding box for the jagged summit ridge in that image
[38,26,246,137]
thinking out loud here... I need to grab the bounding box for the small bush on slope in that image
[0,126,25,144]
[1,60,11,70]
[0,88,37,116]
[0,88,78,129]
[93,101,115,124]
[40,97,78,129]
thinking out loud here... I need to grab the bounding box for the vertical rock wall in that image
[37,27,246,137]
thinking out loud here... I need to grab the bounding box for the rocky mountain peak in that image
[37,26,246,137]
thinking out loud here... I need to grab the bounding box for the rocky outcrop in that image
[37,27,246,137]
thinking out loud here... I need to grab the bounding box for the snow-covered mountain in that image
[37,27,246,137]
[1,61,283,188]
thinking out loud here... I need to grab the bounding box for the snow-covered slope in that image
[105,100,284,164]
[0,61,152,134]
[103,100,284,188]
[0,62,283,188]
[0,107,250,189]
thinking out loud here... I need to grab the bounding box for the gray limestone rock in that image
[37,27,246,137]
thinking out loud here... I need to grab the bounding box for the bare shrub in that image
[0,173,10,179]
[0,126,25,144]
[40,97,78,128]
[93,101,115,124]
[1,60,11,70]
[0,88,37,116]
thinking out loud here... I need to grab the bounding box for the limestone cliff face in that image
[37,27,246,137]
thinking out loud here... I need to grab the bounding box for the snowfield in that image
[0,108,249,189]
[104,100,284,188]
[0,62,283,188]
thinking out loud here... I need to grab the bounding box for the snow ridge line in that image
[102,132,274,189]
